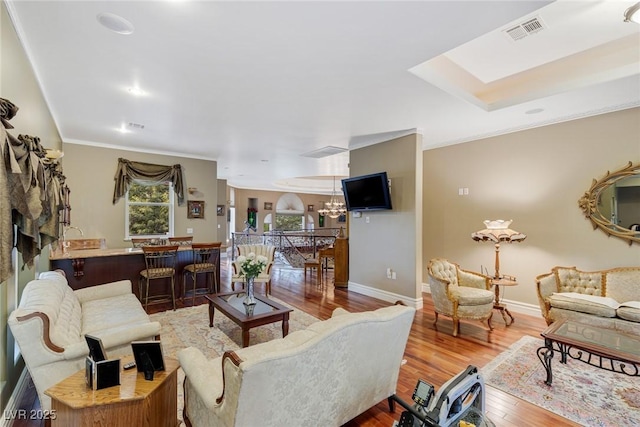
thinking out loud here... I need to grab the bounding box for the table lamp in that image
[471,220,526,279]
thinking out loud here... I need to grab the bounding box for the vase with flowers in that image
[236,252,268,306]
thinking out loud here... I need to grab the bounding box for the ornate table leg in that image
[71,258,85,278]
[537,339,555,386]
[209,302,215,327]
[282,313,290,338]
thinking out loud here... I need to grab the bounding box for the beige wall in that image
[62,144,219,248]
[348,134,423,304]
[1,1,61,409]
[423,107,640,307]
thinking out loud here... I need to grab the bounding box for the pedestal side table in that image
[490,277,518,326]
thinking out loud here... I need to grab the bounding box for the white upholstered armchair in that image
[231,245,276,295]
[427,258,495,337]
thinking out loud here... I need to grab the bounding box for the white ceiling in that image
[6,0,640,194]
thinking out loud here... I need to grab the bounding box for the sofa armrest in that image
[536,272,558,323]
[331,307,351,317]
[178,347,225,408]
[458,269,491,290]
[74,280,132,303]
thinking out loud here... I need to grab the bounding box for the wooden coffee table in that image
[205,291,293,347]
[45,356,179,427]
[537,319,640,385]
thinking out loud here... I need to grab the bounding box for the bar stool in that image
[139,245,179,311]
[182,242,222,305]
[168,236,193,246]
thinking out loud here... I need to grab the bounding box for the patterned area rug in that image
[149,299,320,426]
[481,335,640,427]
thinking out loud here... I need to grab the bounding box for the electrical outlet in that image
[366,216,370,224]
[386,268,392,279]
[391,271,397,280]
[186,228,193,234]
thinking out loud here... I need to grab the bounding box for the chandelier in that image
[318,176,347,219]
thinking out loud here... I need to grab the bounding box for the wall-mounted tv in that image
[341,172,392,211]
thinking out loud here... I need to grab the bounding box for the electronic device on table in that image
[391,365,491,427]
[84,335,120,390]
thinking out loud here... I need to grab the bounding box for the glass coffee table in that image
[537,319,640,385]
[204,291,293,347]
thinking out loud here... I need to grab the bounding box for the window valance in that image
[113,158,185,205]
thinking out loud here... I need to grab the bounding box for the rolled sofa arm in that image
[178,347,226,407]
[535,272,558,323]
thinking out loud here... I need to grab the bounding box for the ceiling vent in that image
[503,16,546,42]
[128,122,145,130]
[300,146,348,158]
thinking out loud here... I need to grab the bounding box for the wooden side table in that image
[45,357,179,427]
[490,277,518,326]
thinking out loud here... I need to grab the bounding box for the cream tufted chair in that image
[231,245,276,295]
[427,258,495,337]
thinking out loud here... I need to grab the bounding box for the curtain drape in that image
[1,97,67,277]
[112,158,185,205]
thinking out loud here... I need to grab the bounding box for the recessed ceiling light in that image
[97,12,134,35]
[127,86,145,96]
[525,108,545,115]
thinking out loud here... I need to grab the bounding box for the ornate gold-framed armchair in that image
[231,245,276,295]
[427,258,495,337]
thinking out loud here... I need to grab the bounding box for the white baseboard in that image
[347,281,424,309]
[421,282,541,318]
[2,367,28,427]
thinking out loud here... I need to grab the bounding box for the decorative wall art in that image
[188,201,205,219]
[264,202,273,210]
[217,205,225,216]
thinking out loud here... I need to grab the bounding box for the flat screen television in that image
[341,172,392,211]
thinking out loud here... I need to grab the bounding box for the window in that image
[275,214,303,231]
[126,180,174,239]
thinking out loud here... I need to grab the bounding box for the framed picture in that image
[307,204,314,212]
[338,214,346,223]
[188,200,205,219]
[264,202,273,210]
[217,205,225,216]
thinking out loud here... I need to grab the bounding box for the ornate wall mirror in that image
[578,161,640,246]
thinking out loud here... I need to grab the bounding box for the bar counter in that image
[50,246,221,303]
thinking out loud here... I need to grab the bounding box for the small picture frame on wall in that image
[188,201,205,219]
[307,204,314,212]
[216,205,225,216]
[264,202,273,210]
[338,214,346,223]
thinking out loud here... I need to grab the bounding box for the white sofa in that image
[8,271,162,410]
[536,266,640,336]
[178,304,416,427]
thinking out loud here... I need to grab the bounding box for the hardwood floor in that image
[13,258,578,427]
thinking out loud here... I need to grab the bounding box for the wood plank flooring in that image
[12,259,578,427]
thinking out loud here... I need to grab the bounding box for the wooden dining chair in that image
[139,245,179,311]
[182,242,222,305]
